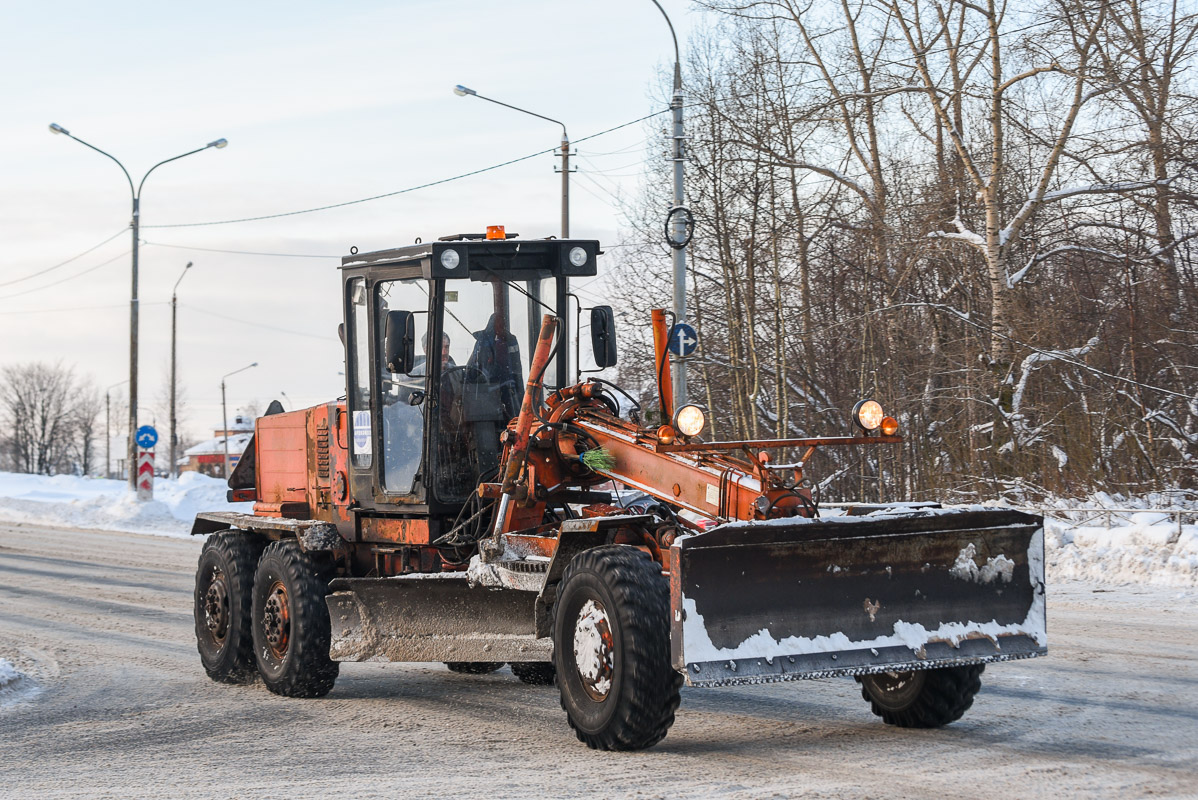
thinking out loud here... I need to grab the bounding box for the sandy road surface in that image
[1,520,1195,800]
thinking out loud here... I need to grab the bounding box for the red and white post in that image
[136,449,154,500]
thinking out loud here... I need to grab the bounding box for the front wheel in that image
[553,546,681,751]
[251,541,339,698]
[856,664,984,728]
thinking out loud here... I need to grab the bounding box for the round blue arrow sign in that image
[135,425,159,449]
[668,322,699,357]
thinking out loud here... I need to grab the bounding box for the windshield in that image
[432,277,537,502]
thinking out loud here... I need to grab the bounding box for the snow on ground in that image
[1046,514,1197,588]
[0,471,251,539]
[0,657,36,708]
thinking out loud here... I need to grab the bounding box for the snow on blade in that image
[681,530,1047,664]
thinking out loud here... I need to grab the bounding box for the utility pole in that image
[560,134,570,238]
[48,123,227,494]
[453,86,569,238]
[650,1,689,405]
[170,262,192,479]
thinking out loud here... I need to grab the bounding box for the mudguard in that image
[670,508,1046,687]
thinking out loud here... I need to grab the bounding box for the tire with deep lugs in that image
[251,540,339,698]
[194,531,265,684]
[857,664,984,727]
[553,546,681,751]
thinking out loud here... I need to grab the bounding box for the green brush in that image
[580,447,616,472]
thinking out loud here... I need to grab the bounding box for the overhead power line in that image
[0,229,127,289]
[142,110,670,230]
[0,249,130,301]
[144,241,339,259]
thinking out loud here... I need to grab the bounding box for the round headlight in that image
[852,399,885,431]
[440,248,461,270]
[673,404,706,437]
[568,246,588,267]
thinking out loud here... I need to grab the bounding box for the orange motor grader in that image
[191,230,1046,751]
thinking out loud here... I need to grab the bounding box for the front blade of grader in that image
[670,508,1046,687]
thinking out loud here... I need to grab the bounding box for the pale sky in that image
[0,0,697,441]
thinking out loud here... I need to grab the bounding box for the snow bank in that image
[1046,517,1197,588]
[0,471,251,539]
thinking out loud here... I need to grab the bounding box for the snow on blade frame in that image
[670,508,1047,688]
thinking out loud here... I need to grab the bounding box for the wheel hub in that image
[863,669,925,709]
[262,580,291,659]
[573,599,614,701]
[202,569,230,643]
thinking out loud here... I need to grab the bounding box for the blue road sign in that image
[668,322,699,357]
[135,425,159,449]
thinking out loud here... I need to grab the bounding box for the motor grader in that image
[191,229,1046,751]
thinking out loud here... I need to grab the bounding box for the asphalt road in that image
[1,520,1195,800]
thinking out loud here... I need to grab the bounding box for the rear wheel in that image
[445,662,504,674]
[194,531,265,684]
[510,662,556,686]
[251,540,339,698]
[856,664,984,727]
[553,546,681,751]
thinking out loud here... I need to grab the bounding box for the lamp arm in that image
[137,146,211,198]
[66,135,135,199]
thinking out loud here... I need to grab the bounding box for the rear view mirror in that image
[590,305,618,369]
[385,310,416,374]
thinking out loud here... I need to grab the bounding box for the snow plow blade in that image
[670,508,1046,687]
[325,575,552,663]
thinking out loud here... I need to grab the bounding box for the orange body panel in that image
[360,516,432,545]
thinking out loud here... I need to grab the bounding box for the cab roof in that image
[340,235,601,280]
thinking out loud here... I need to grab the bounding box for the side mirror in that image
[385,310,416,374]
[590,305,618,369]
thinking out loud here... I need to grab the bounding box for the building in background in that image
[180,415,254,477]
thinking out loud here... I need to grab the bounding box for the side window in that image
[377,279,429,494]
[347,278,372,468]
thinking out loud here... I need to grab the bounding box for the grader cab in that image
[192,230,1046,751]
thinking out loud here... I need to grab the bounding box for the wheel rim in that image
[262,580,291,660]
[572,598,615,701]
[863,670,925,710]
[202,567,231,644]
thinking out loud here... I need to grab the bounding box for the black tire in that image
[553,546,682,751]
[856,664,985,728]
[445,662,504,674]
[194,531,266,684]
[251,540,339,698]
[510,662,556,686]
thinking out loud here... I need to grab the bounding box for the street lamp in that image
[221,362,258,479]
[48,123,227,493]
[169,261,193,479]
[104,379,129,480]
[648,0,689,405]
[453,86,571,238]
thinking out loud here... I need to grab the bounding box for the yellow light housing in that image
[881,416,899,436]
[673,404,706,438]
[486,225,506,240]
[656,425,676,445]
[852,399,885,432]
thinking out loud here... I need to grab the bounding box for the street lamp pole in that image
[48,123,227,493]
[221,362,258,479]
[649,1,688,404]
[453,86,569,238]
[170,261,193,480]
[104,379,129,479]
